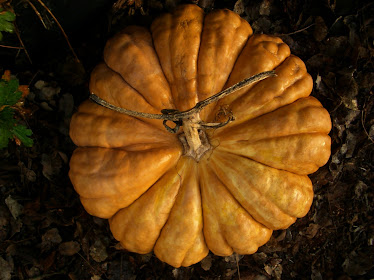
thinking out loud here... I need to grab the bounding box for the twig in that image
[27,70,40,87]
[361,103,374,144]
[0,44,23,49]
[13,22,32,64]
[77,252,109,278]
[25,0,48,29]
[28,271,67,280]
[34,0,81,64]
[276,23,315,36]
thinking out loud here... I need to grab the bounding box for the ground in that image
[0,0,373,279]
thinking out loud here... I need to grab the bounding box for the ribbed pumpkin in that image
[69,4,331,268]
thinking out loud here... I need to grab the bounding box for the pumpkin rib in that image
[208,157,286,223]
[109,159,186,254]
[80,159,183,219]
[196,8,253,120]
[74,149,183,220]
[103,25,174,110]
[200,162,273,256]
[101,59,172,114]
[151,4,204,111]
[101,61,164,116]
[217,132,331,175]
[70,146,181,199]
[210,151,314,218]
[154,158,209,267]
[212,55,313,127]
[91,62,156,111]
[214,96,331,144]
[70,102,177,149]
[209,151,297,230]
[228,131,330,146]
[214,34,291,108]
[89,63,170,131]
[179,229,209,267]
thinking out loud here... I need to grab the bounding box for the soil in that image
[0,0,373,279]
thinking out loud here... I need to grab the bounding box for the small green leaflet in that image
[0,123,32,148]
[0,9,16,41]
[11,124,33,147]
[0,79,22,106]
[0,77,33,149]
[0,106,17,149]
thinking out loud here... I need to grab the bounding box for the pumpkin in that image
[69,4,331,268]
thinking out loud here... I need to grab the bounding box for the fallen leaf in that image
[41,228,62,252]
[41,153,62,181]
[314,16,328,41]
[0,257,12,280]
[234,0,245,15]
[305,223,321,239]
[59,241,81,256]
[90,239,108,262]
[201,254,212,271]
[5,195,23,220]
[342,250,374,276]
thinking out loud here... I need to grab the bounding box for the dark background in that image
[0,0,373,279]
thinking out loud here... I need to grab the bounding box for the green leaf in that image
[12,124,33,147]
[0,125,13,148]
[0,75,33,149]
[1,11,16,22]
[0,107,16,149]
[0,10,15,35]
[0,106,16,125]
[0,79,22,106]
[0,107,33,148]
[0,20,14,33]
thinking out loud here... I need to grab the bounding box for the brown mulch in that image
[0,0,373,279]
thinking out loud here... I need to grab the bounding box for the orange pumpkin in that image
[69,4,331,268]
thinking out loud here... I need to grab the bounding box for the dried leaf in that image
[42,251,56,272]
[259,0,271,16]
[234,0,245,15]
[59,241,81,256]
[41,228,62,252]
[201,255,212,271]
[89,240,108,262]
[313,16,328,41]
[342,250,374,276]
[5,195,23,220]
[41,153,62,181]
[0,257,12,280]
[305,223,321,239]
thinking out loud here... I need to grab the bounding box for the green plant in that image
[0,71,33,149]
[0,8,15,41]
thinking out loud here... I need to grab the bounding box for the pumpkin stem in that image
[179,114,211,162]
[89,70,276,161]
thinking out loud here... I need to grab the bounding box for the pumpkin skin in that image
[69,4,331,268]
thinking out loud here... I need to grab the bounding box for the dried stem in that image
[34,0,81,64]
[25,0,48,29]
[90,70,276,123]
[0,44,23,49]
[14,22,32,64]
[276,23,315,36]
[90,70,276,161]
